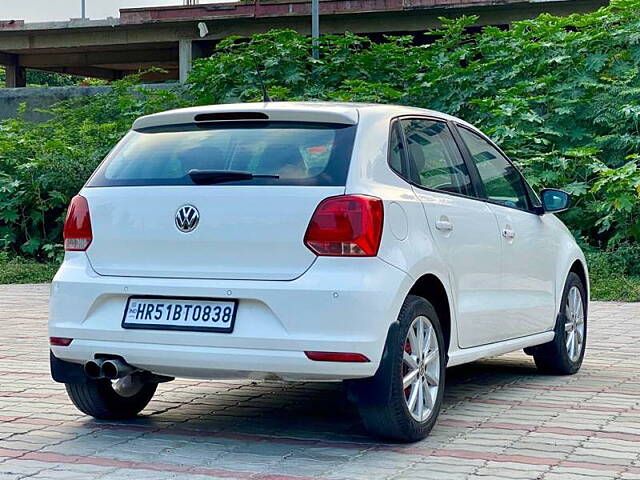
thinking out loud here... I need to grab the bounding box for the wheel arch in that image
[569,259,588,293]
[557,253,590,307]
[407,273,452,358]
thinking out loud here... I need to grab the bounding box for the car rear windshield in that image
[87,121,357,187]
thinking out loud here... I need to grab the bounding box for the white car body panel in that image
[447,331,556,367]
[49,101,588,382]
[552,218,590,305]
[50,252,412,381]
[412,188,503,348]
[84,185,342,280]
[488,204,559,337]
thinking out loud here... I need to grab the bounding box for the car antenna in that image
[251,57,272,103]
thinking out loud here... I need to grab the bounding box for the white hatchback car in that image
[49,102,588,442]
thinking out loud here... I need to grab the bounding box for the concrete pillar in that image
[179,39,203,84]
[5,56,26,88]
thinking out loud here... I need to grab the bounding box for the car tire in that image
[347,295,446,442]
[65,379,157,420]
[532,272,587,375]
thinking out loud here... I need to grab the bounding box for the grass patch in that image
[586,247,640,302]
[0,254,58,284]
[589,273,640,302]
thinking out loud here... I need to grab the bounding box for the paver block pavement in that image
[1,284,639,479]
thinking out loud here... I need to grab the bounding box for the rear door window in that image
[88,122,357,187]
[401,118,474,197]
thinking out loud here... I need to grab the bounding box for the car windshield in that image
[88,121,357,187]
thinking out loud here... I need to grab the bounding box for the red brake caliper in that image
[403,339,412,398]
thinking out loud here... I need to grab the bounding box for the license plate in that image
[122,297,237,333]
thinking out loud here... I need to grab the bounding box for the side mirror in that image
[540,188,571,214]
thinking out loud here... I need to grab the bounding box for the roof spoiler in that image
[133,104,359,130]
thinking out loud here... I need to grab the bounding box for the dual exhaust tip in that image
[84,358,137,380]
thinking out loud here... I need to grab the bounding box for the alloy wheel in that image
[402,315,440,422]
[564,286,585,362]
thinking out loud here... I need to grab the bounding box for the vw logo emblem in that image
[175,205,200,233]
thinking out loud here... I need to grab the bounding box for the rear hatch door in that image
[83,185,343,280]
[83,119,356,280]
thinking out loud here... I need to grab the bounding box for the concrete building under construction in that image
[0,0,607,88]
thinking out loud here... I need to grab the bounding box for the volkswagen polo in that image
[49,102,588,442]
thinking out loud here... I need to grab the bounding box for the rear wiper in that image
[188,169,280,185]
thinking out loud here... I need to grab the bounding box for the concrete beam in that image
[42,65,124,80]
[120,0,607,25]
[0,24,200,51]
[38,65,178,82]
[19,48,177,69]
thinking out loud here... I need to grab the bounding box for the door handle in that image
[435,217,454,232]
[502,227,516,239]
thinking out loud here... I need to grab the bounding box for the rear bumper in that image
[49,252,411,381]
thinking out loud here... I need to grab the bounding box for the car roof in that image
[132,101,474,131]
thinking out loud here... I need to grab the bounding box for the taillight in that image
[304,195,383,257]
[63,195,93,251]
[49,337,73,346]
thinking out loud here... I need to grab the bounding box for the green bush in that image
[0,76,186,259]
[586,244,640,301]
[0,251,58,284]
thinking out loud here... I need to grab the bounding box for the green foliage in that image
[190,0,640,248]
[586,244,640,301]
[0,251,58,284]
[0,75,186,258]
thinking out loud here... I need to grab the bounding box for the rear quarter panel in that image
[344,109,457,347]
